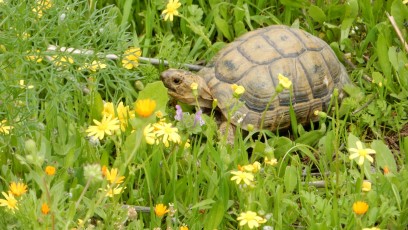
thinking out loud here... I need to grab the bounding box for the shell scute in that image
[208,25,350,130]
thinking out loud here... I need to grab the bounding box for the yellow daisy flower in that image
[143,124,157,145]
[154,203,169,217]
[230,170,254,186]
[0,119,13,134]
[231,84,245,97]
[49,55,74,67]
[264,157,278,166]
[104,185,125,197]
[79,60,107,72]
[242,161,261,173]
[116,102,134,131]
[102,102,116,117]
[105,168,125,185]
[237,211,267,229]
[153,121,181,147]
[86,115,120,140]
[0,192,18,212]
[362,181,372,192]
[9,182,28,197]
[122,47,142,69]
[162,0,181,21]
[349,141,376,166]
[278,73,292,89]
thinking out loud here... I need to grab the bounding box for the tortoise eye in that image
[173,77,182,85]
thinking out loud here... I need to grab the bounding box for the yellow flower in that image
[230,170,254,186]
[49,55,74,67]
[184,139,191,148]
[41,203,50,214]
[362,181,372,192]
[105,168,125,185]
[105,185,125,197]
[237,211,267,229]
[383,166,390,175]
[190,82,198,90]
[349,141,376,166]
[154,203,169,217]
[232,84,245,97]
[9,182,28,197]
[353,201,369,215]
[162,0,181,21]
[32,0,52,18]
[135,99,157,117]
[179,225,188,230]
[117,102,134,131]
[404,0,408,4]
[362,227,381,230]
[0,119,13,134]
[101,165,108,177]
[26,50,43,63]
[278,73,292,89]
[45,165,56,175]
[79,60,107,72]
[314,110,327,119]
[155,110,164,119]
[102,102,116,117]
[86,115,120,140]
[243,161,261,173]
[153,121,181,147]
[0,192,18,212]
[144,124,157,145]
[122,47,142,69]
[264,157,278,166]
[19,80,34,89]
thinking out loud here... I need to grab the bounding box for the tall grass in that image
[0,0,407,229]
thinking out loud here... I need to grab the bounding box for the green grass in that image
[0,0,408,229]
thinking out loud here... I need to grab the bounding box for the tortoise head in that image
[161,69,213,108]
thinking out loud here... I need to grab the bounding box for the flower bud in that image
[25,139,37,154]
[275,84,284,93]
[134,80,144,91]
[212,99,218,110]
[333,88,339,98]
[361,181,371,192]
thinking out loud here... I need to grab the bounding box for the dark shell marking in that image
[201,25,350,130]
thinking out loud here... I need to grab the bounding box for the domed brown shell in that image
[201,25,350,130]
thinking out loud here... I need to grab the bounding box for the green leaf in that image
[295,123,326,146]
[190,199,215,210]
[371,140,397,174]
[284,165,298,193]
[308,5,326,23]
[204,201,225,229]
[280,0,307,8]
[347,133,360,150]
[376,33,392,79]
[90,92,104,120]
[391,0,408,29]
[214,16,233,41]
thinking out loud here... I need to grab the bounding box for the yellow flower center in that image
[166,4,178,13]
[358,149,368,157]
[98,123,108,131]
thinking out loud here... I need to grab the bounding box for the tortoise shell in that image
[202,25,350,130]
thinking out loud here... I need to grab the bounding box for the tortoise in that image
[160,25,351,132]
